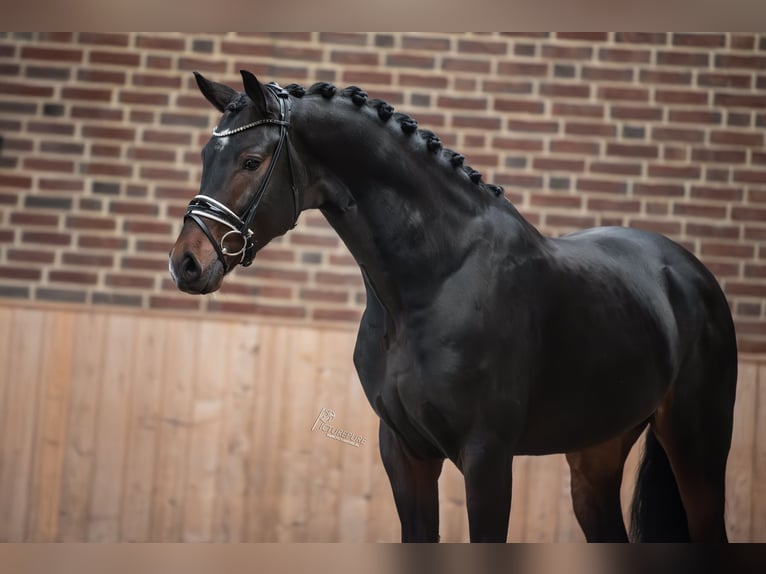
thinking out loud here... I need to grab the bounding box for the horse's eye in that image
[243,158,261,170]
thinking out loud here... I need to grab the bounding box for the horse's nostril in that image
[180,251,201,282]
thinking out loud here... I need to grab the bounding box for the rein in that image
[184,83,300,272]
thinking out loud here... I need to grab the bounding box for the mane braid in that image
[294,81,506,199]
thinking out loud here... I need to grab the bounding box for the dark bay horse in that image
[169,71,738,542]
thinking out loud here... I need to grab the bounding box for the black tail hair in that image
[630,429,690,541]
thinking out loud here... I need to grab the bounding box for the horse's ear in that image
[240,69,271,117]
[194,71,237,113]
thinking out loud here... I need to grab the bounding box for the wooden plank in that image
[439,462,468,542]
[507,454,530,542]
[276,327,320,542]
[86,313,137,541]
[726,361,757,542]
[149,317,198,541]
[752,363,766,542]
[57,312,107,541]
[25,310,76,541]
[0,306,15,539]
[211,321,260,542]
[522,454,561,542]
[244,325,290,541]
[119,318,166,541]
[306,329,352,541]
[181,320,229,542]
[0,308,46,541]
[555,454,584,542]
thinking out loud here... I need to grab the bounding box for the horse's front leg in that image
[379,420,444,542]
[462,436,514,542]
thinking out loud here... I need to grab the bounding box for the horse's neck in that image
[293,97,542,314]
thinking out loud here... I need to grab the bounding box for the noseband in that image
[184,83,300,272]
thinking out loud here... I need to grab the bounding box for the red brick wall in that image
[1,32,765,353]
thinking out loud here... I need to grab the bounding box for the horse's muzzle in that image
[168,249,224,294]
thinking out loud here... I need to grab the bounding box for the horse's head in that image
[169,70,301,294]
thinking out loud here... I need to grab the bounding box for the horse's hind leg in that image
[379,420,444,542]
[565,422,647,542]
[652,363,735,543]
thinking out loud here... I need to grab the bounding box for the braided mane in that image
[280,82,505,199]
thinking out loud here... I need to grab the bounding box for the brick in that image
[652,127,705,143]
[62,87,112,102]
[458,39,507,55]
[630,220,682,236]
[590,161,641,176]
[597,87,648,102]
[23,158,75,173]
[331,51,378,66]
[699,73,752,89]
[552,103,604,118]
[39,179,83,192]
[533,158,585,172]
[647,165,701,179]
[657,51,708,66]
[691,148,747,164]
[710,130,763,147]
[587,198,641,213]
[673,33,725,47]
[71,106,123,122]
[62,252,114,267]
[386,53,434,69]
[438,96,487,110]
[442,58,491,74]
[610,106,663,121]
[507,119,558,133]
[633,183,685,197]
[576,179,627,194]
[656,90,708,105]
[49,270,98,285]
[79,235,128,250]
[82,126,135,141]
[540,83,589,99]
[89,50,140,66]
[607,143,658,159]
[565,122,616,137]
[37,288,86,303]
[21,46,82,62]
[402,36,451,51]
[452,116,500,130]
[598,48,651,63]
[497,62,548,76]
[120,91,169,106]
[529,194,581,209]
[137,34,186,51]
[639,69,692,85]
[615,33,667,45]
[0,81,54,97]
[22,231,71,245]
[734,170,766,184]
[492,137,544,152]
[78,32,130,46]
[715,93,766,109]
[482,80,532,94]
[542,45,592,59]
[715,54,766,69]
[673,203,727,219]
[687,222,741,240]
[10,212,59,227]
[669,110,721,124]
[549,140,599,155]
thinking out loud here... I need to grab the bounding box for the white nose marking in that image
[168,252,178,283]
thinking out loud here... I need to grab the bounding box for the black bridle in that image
[184,83,300,272]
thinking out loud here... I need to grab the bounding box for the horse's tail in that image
[629,429,690,542]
